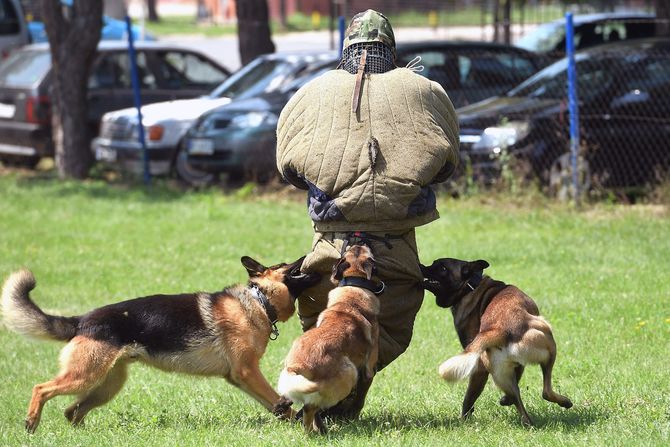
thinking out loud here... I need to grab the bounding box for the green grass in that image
[0,173,669,446]
[143,6,568,37]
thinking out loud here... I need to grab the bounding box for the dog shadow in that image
[323,403,604,437]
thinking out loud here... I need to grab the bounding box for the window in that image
[154,51,227,89]
[0,49,50,87]
[90,52,157,90]
[0,0,20,35]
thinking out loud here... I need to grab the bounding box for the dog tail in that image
[439,330,506,382]
[277,368,320,397]
[1,269,79,341]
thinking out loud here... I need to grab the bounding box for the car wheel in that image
[548,152,591,201]
[174,147,216,187]
[0,155,41,169]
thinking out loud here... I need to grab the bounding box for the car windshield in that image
[0,49,51,88]
[508,53,616,102]
[516,22,564,53]
[209,57,301,100]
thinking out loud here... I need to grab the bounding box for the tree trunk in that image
[42,0,103,179]
[503,0,511,44]
[236,0,275,66]
[147,0,160,22]
[656,0,670,37]
[103,0,126,20]
[493,0,500,43]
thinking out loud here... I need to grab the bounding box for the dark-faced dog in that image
[1,256,320,433]
[274,245,381,434]
[421,258,572,426]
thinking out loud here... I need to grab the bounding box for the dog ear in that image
[462,259,489,278]
[331,258,350,281]
[472,260,489,271]
[241,256,266,277]
[362,258,375,280]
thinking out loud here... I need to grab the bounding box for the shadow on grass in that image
[10,170,193,203]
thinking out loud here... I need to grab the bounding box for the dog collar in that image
[338,277,385,295]
[465,271,483,291]
[249,284,280,340]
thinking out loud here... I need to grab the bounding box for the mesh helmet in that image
[343,9,396,55]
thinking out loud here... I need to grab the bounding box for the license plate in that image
[95,146,117,162]
[0,103,15,119]
[188,138,214,155]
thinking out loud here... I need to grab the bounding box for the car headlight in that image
[473,121,530,154]
[130,124,165,142]
[229,111,278,129]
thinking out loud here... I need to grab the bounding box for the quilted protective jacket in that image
[276,67,459,232]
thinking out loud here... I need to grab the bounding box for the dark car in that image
[516,12,662,61]
[458,38,670,193]
[183,41,544,182]
[0,41,230,167]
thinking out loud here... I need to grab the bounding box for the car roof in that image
[547,11,655,26]
[16,40,208,53]
[396,40,537,55]
[581,36,670,54]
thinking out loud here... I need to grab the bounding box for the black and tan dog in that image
[274,245,381,434]
[420,258,572,426]
[1,256,320,433]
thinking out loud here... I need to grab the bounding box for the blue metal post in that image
[565,12,580,205]
[125,16,150,185]
[338,15,346,57]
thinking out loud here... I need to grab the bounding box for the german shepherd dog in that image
[1,256,320,433]
[420,258,572,426]
[274,245,381,434]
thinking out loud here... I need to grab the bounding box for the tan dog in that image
[274,245,381,434]
[1,256,320,433]
[421,258,572,426]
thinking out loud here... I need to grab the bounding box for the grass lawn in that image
[0,174,668,446]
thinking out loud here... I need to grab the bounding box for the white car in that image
[92,53,328,184]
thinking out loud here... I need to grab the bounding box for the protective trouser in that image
[299,229,424,370]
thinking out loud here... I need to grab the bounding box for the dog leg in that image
[540,353,573,409]
[228,357,293,418]
[302,405,326,434]
[461,362,488,419]
[25,338,121,433]
[490,363,533,427]
[64,361,129,426]
[500,365,524,407]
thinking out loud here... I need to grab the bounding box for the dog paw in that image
[499,395,515,406]
[520,415,534,427]
[24,417,38,434]
[560,398,573,409]
[272,397,294,420]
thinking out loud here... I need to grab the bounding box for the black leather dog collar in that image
[249,284,279,340]
[465,271,483,291]
[338,277,385,295]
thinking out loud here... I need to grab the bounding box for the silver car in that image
[0,0,29,59]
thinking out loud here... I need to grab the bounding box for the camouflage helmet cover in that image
[343,9,396,53]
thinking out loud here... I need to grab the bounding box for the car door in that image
[585,56,670,187]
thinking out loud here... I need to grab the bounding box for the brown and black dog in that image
[274,245,381,434]
[1,256,320,433]
[421,258,572,426]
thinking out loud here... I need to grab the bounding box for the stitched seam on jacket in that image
[316,83,339,188]
[333,76,354,192]
[302,84,323,177]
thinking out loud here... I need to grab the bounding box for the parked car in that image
[0,0,29,59]
[92,51,339,184]
[516,12,661,61]
[457,38,670,193]
[27,15,155,44]
[182,41,544,183]
[0,41,230,167]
